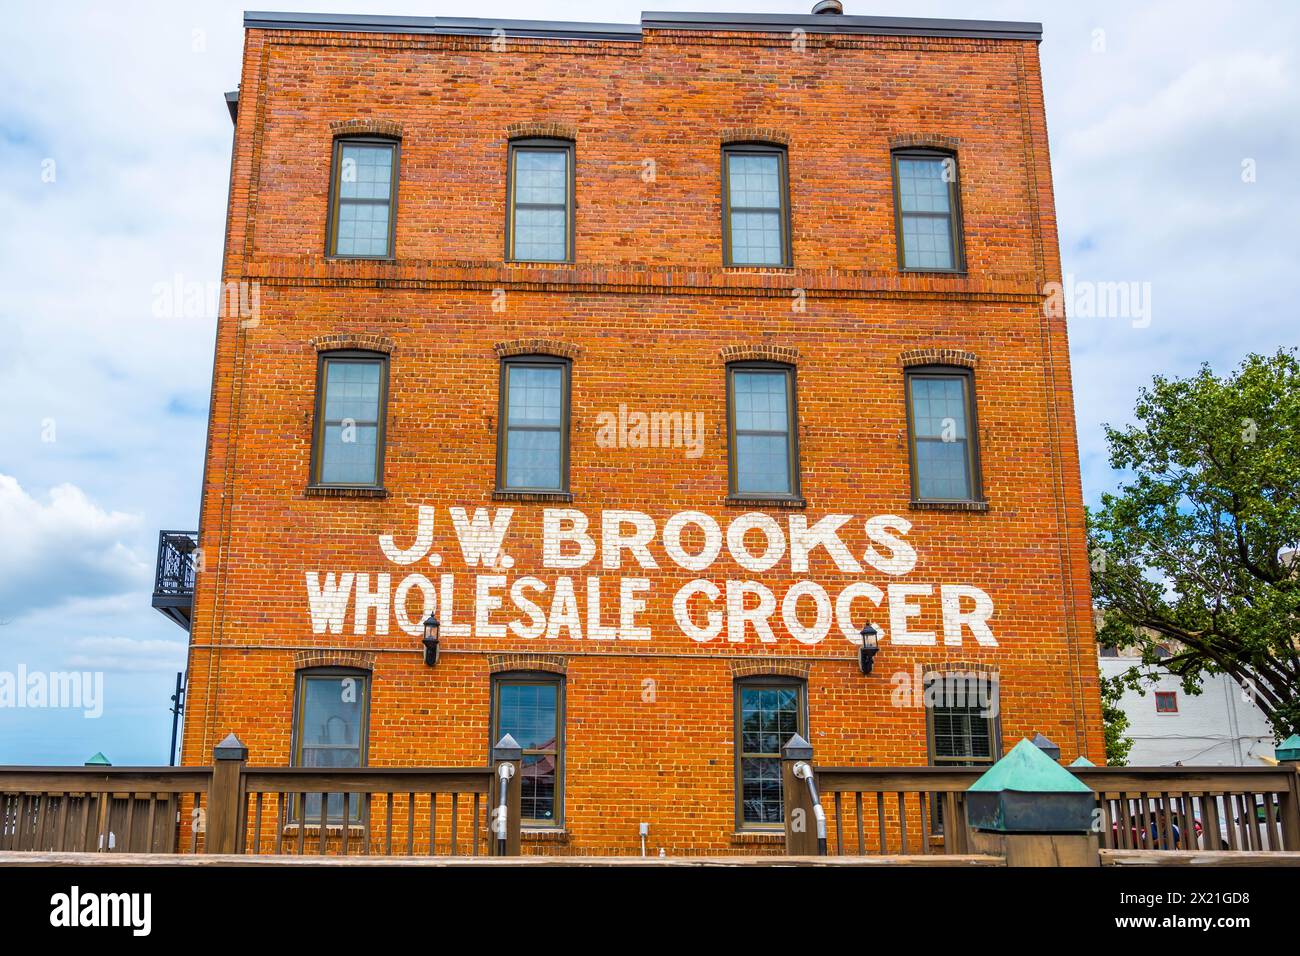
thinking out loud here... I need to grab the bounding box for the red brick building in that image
[174,4,1102,854]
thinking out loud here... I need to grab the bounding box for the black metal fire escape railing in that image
[152,531,198,629]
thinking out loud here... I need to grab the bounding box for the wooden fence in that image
[0,767,210,853]
[1071,766,1300,852]
[4,739,1299,864]
[0,735,522,858]
[782,750,1300,860]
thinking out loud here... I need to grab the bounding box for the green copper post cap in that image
[967,739,1095,834]
[1276,734,1300,762]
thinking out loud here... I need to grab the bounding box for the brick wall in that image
[183,18,1101,854]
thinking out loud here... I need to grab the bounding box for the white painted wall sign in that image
[305,507,998,648]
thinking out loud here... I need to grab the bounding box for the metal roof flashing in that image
[241,9,1042,43]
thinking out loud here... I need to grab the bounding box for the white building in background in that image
[1099,654,1275,766]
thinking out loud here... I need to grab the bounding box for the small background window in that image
[508,140,573,262]
[1155,691,1178,713]
[906,367,979,502]
[497,356,570,492]
[927,671,999,834]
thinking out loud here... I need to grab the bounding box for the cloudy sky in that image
[0,0,1295,764]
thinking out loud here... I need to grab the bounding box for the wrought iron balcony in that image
[152,530,198,630]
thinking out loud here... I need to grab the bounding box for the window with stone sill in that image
[905,365,983,504]
[892,148,965,273]
[327,137,399,259]
[310,350,388,490]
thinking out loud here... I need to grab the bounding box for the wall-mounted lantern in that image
[858,623,879,675]
[422,613,441,666]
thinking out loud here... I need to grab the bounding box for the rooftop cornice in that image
[242,9,1042,43]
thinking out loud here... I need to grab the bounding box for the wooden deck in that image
[0,850,1005,867]
[1101,849,1300,867]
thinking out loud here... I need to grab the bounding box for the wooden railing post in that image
[491,734,522,856]
[1277,736,1300,851]
[965,738,1099,866]
[782,734,819,856]
[206,733,247,854]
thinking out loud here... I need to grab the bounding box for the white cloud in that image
[0,474,146,616]
[1066,53,1292,163]
[66,636,187,673]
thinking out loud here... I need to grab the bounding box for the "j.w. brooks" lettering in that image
[303,506,998,648]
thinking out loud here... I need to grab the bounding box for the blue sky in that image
[0,0,1296,764]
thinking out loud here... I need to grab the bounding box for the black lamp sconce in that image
[858,623,879,675]
[422,613,441,666]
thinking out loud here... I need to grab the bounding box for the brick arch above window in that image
[720,344,800,365]
[487,653,568,676]
[310,332,395,354]
[899,348,978,369]
[506,121,578,142]
[721,127,790,147]
[330,119,403,139]
[921,659,998,677]
[493,339,582,360]
[730,658,811,680]
[293,649,376,671]
[889,133,961,152]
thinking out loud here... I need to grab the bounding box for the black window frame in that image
[505,137,576,264]
[924,670,1001,768]
[726,360,801,502]
[309,349,390,491]
[496,353,572,494]
[904,364,983,504]
[733,676,809,832]
[289,666,371,825]
[891,147,965,274]
[721,142,792,268]
[925,669,1000,835]
[490,671,566,829]
[326,135,400,260]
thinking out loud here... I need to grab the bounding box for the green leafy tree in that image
[1100,674,1134,766]
[1089,349,1300,741]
